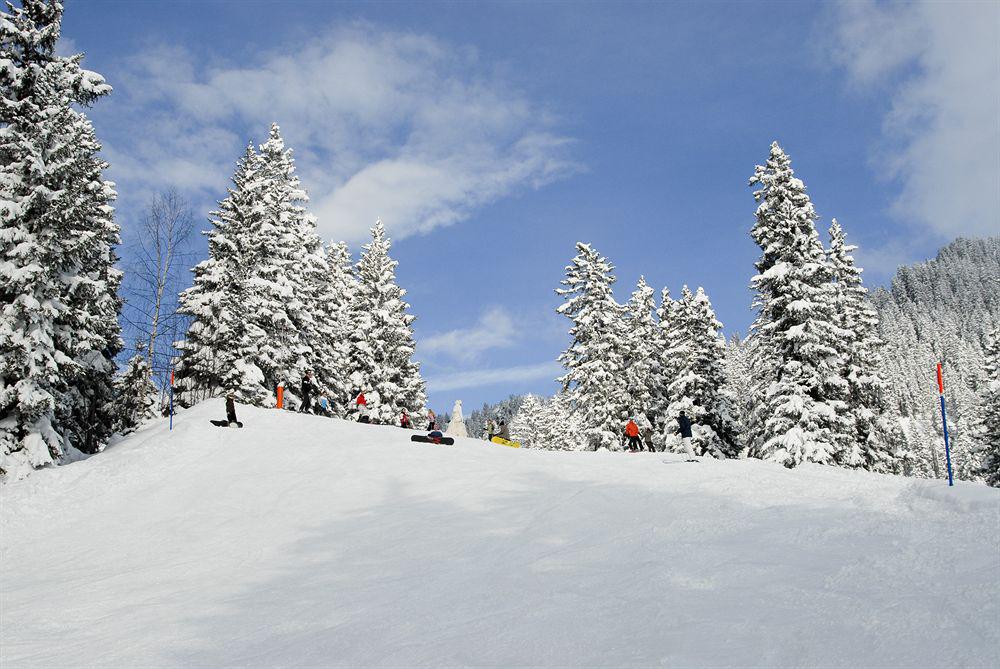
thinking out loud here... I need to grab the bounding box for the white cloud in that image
[828,1,1000,241]
[420,307,518,362]
[102,25,578,243]
[424,361,562,393]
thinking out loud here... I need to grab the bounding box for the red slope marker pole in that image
[937,363,953,486]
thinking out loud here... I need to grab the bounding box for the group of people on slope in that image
[624,411,695,458]
[355,390,438,431]
[484,419,510,442]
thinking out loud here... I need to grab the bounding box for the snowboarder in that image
[300,371,316,414]
[426,409,436,430]
[400,410,412,429]
[485,417,498,440]
[498,421,510,441]
[677,411,696,460]
[625,418,641,452]
[211,393,243,428]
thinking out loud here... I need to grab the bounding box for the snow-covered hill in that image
[2,401,997,668]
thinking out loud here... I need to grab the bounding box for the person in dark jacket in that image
[677,411,696,460]
[300,371,316,413]
[226,393,238,424]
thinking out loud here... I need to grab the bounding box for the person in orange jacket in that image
[624,418,641,452]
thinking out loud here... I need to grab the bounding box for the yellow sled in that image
[491,436,521,448]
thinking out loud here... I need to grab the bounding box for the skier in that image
[677,411,696,460]
[300,370,316,414]
[356,391,370,424]
[426,409,436,430]
[625,418,641,452]
[400,410,412,429]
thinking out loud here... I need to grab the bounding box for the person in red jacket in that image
[625,419,641,452]
[356,391,369,423]
[400,410,412,429]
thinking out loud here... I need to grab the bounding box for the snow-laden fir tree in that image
[662,286,737,458]
[747,141,850,467]
[510,394,544,448]
[311,241,356,415]
[175,145,271,406]
[649,287,682,448]
[348,219,426,423]
[1,0,121,477]
[722,333,755,457]
[114,354,160,434]
[249,123,325,402]
[624,277,657,429]
[976,328,1000,487]
[827,219,901,472]
[556,243,629,450]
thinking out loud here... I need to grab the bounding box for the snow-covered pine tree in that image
[348,220,426,423]
[976,328,1000,487]
[556,243,629,450]
[1,0,121,477]
[624,276,657,430]
[311,241,356,415]
[722,333,755,457]
[114,354,160,434]
[663,286,737,458]
[251,123,325,403]
[649,287,681,449]
[746,141,851,467]
[827,219,901,473]
[175,145,270,406]
[510,394,544,448]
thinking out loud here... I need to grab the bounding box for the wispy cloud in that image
[826,1,1000,241]
[102,25,578,243]
[424,361,562,393]
[420,307,518,362]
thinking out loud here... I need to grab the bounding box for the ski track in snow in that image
[2,400,998,668]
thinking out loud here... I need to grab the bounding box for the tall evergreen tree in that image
[348,219,426,423]
[175,145,270,406]
[650,287,681,449]
[624,276,656,427]
[510,393,544,449]
[1,0,121,477]
[113,354,160,435]
[663,287,737,458]
[976,328,1000,487]
[747,141,850,467]
[556,242,628,450]
[312,241,356,415]
[827,219,901,472]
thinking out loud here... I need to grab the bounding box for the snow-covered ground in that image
[2,401,998,668]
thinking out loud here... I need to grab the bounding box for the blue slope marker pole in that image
[936,363,953,486]
[169,368,174,432]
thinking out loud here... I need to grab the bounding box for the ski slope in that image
[2,401,998,668]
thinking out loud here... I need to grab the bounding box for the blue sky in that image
[63,1,999,413]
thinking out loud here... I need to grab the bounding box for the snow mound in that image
[2,400,998,668]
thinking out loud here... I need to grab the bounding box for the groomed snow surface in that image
[3,401,998,668]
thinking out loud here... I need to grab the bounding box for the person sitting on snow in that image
[498,421,510,441]
[427,424,444,444]
[400,410,412,429]
[624,418,641,452]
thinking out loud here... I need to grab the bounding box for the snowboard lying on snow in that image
[210,420,244,428]
[411,435,455,445]
[490,436,521,448]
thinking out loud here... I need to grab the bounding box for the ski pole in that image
[936,363,953,486]
[169,368,174,432]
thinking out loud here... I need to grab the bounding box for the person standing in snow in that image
[677,411,696,460]
[426,409,436,431]
[485,418,498,440]
[226,393,238,425]
[300,371,316,414]
[625,418,641,452]
[356,391,370,423]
